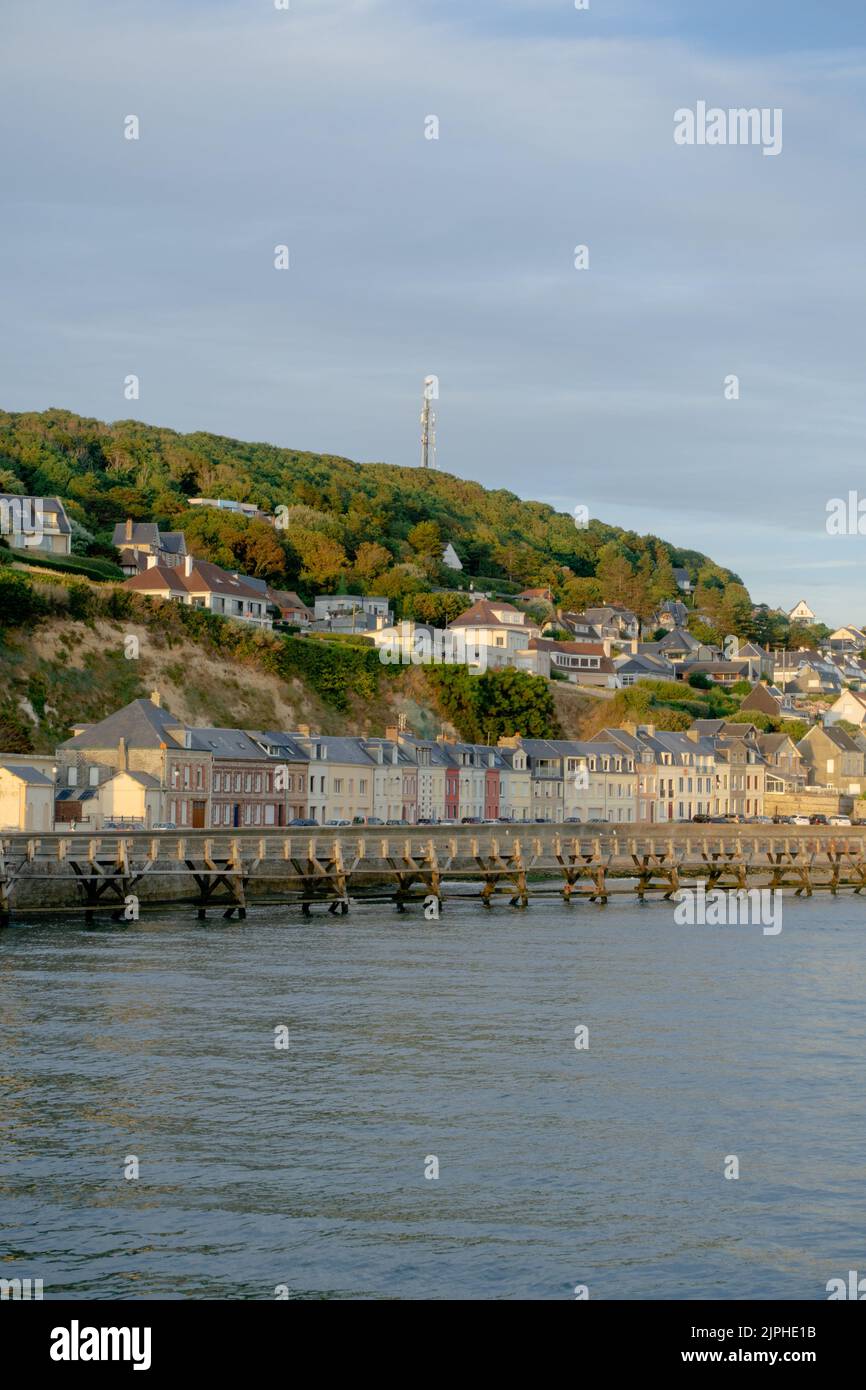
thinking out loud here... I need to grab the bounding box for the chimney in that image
[150,690,161,707]
[642,723,656,738]
[385,725,399,742]
[686,729,700,743]
[146,553,158,569]
[125,517,133,541]
[297,724,311,738]
[631,638,639,654]
[623,722,638,736]
[602,639,611,658]
[184,554,194,577]
[117,737,128,771]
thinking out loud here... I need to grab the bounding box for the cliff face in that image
[0,618,458,754]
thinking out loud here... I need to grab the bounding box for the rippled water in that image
[1,890,864,1300]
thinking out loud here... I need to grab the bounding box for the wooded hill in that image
[0,407,755,630]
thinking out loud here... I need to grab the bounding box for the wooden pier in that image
[3,826,866,925]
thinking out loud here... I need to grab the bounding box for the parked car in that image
[691,813,711,823]
[460,816,481,824]
[829,815,852,826]
[151,822,177,831]
[352,816,384,825]
[289,817,319,827]
[809,814,829,826]
[791,815,810,826]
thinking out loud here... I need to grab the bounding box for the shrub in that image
[9,548,124,581]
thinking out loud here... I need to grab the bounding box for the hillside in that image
[0,576,562,753]
[0,407,752,627]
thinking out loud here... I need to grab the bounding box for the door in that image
[192,801,206,829]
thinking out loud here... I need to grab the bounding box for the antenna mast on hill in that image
[420,377,436,468]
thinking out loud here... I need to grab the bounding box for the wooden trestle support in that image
[5,832,866,925]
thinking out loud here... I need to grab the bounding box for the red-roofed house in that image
[123,556,273,628]
[448,599,546,674]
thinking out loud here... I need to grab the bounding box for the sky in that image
[2,0,866,625]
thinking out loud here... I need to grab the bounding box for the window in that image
[89,766,99,787]
[68,766,78,787]
[244,773,252,793]
[254,774,261,792]
[234,772,241,791]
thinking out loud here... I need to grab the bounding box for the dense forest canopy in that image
[0,407,818,646]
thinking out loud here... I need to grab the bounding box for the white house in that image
[93,769,163,828]
[447,598,544,673]
[0,765,55,831]
[123,556,273,628]
[789,599,816,624]
[0,494,72,556]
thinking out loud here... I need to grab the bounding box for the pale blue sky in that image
[2,0,866,624]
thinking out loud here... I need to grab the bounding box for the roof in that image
[160,531,186,555]
[107,769,162,788]
[804,726,863,752]
[248,731,311,761]
[0,763,53,784]
[740,683,782,715]
[187,728,269,760]
[756,733,797,755]
[0,494,71,533]
[113,521,160,547]
[123,559,266,602]
[265,588,313,614]
[658,627,700,650]
[448,598,524,628]
[59,698,188,751]
[613,653,675,674]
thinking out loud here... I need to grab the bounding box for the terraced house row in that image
[15,693,793,833]
[2,694,858,833]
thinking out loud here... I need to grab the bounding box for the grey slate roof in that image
[187,728,266,760]
[59,698,188,751]
[0,494,71,533]
[0,763,53,784]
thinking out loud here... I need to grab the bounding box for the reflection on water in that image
[1,893,863,1300]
